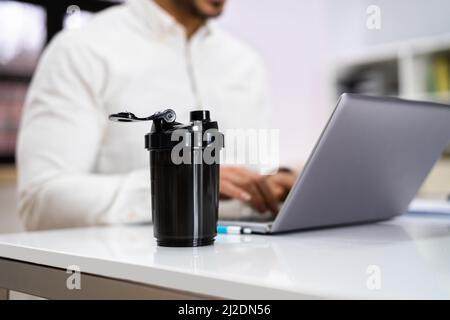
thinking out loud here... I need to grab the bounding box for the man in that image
[17,0,296,230]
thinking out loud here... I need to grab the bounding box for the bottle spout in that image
[109,109,176,124]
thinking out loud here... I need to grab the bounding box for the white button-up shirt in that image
[17,0,271,230]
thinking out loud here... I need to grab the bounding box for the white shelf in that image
[334,33,450,70]
[333,33,450,102]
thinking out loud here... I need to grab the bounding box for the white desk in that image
[0,215,449,299]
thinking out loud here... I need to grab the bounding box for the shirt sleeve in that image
[16,32,151,230]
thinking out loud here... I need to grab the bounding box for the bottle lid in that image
[108,108,223,151]
[190,110,210,121]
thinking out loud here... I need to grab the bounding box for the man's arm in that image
[17,32,150,230]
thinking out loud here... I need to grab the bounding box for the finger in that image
[247,183,268,213]
[256,179,279,215]
[222,167,268,213]
[271,172,297,190]
[270,184,285,200]
[224,168,262,186]
[220,181,252,202]
[267,181,288,201]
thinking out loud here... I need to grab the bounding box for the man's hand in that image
[220,166,298,215]
[264,171,297,202]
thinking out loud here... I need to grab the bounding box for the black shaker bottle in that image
[109,109,224,247]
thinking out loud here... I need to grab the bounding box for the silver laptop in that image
[219,93,450,234]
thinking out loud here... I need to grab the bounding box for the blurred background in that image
[0,0,449,233]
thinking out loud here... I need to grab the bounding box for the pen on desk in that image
[217,226,252,235]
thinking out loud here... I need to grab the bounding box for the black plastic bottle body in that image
[145,110,223,247]
[108,109,221,247]
[150,149,219,246]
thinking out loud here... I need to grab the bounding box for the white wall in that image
[219,0,450,164]
[219,0,331,164]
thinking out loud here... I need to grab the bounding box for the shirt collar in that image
[128,0,213,39]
